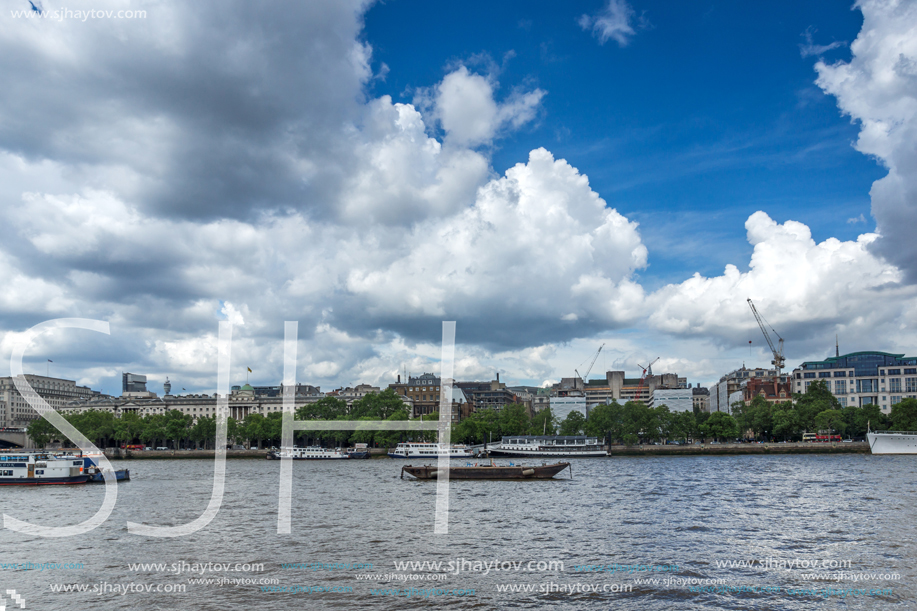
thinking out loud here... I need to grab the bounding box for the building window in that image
[888,369,901,375]
[804,373,816,379]
[834,380,846,395]
[833,371,846,377]
[818,372,831,378]
[891,396,902,405]
[837,397,846,407]
[890,378,902,393]
[905,368,917,375]
[856,379,878,393]
[907,378,917,393]
[805,381,812,390]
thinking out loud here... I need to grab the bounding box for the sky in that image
[1,0,915,397]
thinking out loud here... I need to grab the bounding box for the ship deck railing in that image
[873,430,917,435]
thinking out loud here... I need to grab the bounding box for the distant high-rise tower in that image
[122,372,147,394]
[164,377,172,395]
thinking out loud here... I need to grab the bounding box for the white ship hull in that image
[488,447,607,458]
[388,443,473,459]
[867,432,917,454]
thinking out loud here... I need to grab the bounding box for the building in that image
[648,388,694,412]
[122,372,148,393]
[584,380,614,410]
[229,383,322,398]
[337,384,381,405]
[455,374,520,412]
[62,383,327,423]
[401,373,442,415]
[601,371,687,404]
[708,366,786,413]
[742,378,792,405]
[793,351,917,413]
[550,395,587,421]
[692,386,709,412]
[0,375,101,428]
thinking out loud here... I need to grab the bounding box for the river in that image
[1,454,914,610]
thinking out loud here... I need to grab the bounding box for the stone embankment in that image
[607,442,870,456]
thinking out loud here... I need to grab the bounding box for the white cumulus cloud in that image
[815,0,917,281]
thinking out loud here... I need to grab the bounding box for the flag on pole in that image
[247,367,252,373]
[48,359,53,362]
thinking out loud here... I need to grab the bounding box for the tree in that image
[585,401,623,444]
[559,411,586,436]
[814,409,846,436]
[890,398,917,431]
[191,416,216,449]
[497,403,530,437]
[529,407,558,436]
[771,407,800,441]
[702,411,738,442]
[227,417,240,447]
[243,413,267,448]
[164,410,193,449]
[27,417,56,448]
[114,412,145,447]
[375,408,411,447]
[653,406,675,441]
[794,380,841,431]
[622,401,650,442]
[349,389,406,420]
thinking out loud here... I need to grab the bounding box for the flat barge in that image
[401,462,571,480]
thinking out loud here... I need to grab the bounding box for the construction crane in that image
[635,357,660,402]
[575,343,604,388]
[747,298,785,377]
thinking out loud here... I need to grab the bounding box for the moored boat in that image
[86,467,131,482]
[0,452,90,485]
[867,430,917,454]
[266,446,349,460]
[488,435,607,458]
[388,442,473,459]
[401,461,571,480]
[346,443,371,459]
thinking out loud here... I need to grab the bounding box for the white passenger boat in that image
[487,435,607,458]
[867,430,917,454]
[266,446,349,460]
[0,452,90,485]
[388,442,473,459]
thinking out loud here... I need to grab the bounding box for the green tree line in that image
[27,382,917,448]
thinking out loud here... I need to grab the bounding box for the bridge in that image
[0,430,29,448]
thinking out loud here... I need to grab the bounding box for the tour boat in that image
[387,442,473,459]
[266,446,349,460]
[0,452,90,485]
[487,435,607,458]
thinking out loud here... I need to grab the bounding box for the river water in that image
[1,454,914,610]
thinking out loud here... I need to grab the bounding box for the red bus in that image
[814,435,842,443]
[120,444,145,450]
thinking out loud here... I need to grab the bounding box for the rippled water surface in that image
[1,454,915,610]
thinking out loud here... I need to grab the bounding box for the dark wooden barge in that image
[401,462,571,480]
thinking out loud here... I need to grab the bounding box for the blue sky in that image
[365,0,882,286]
[1,0,914,395]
